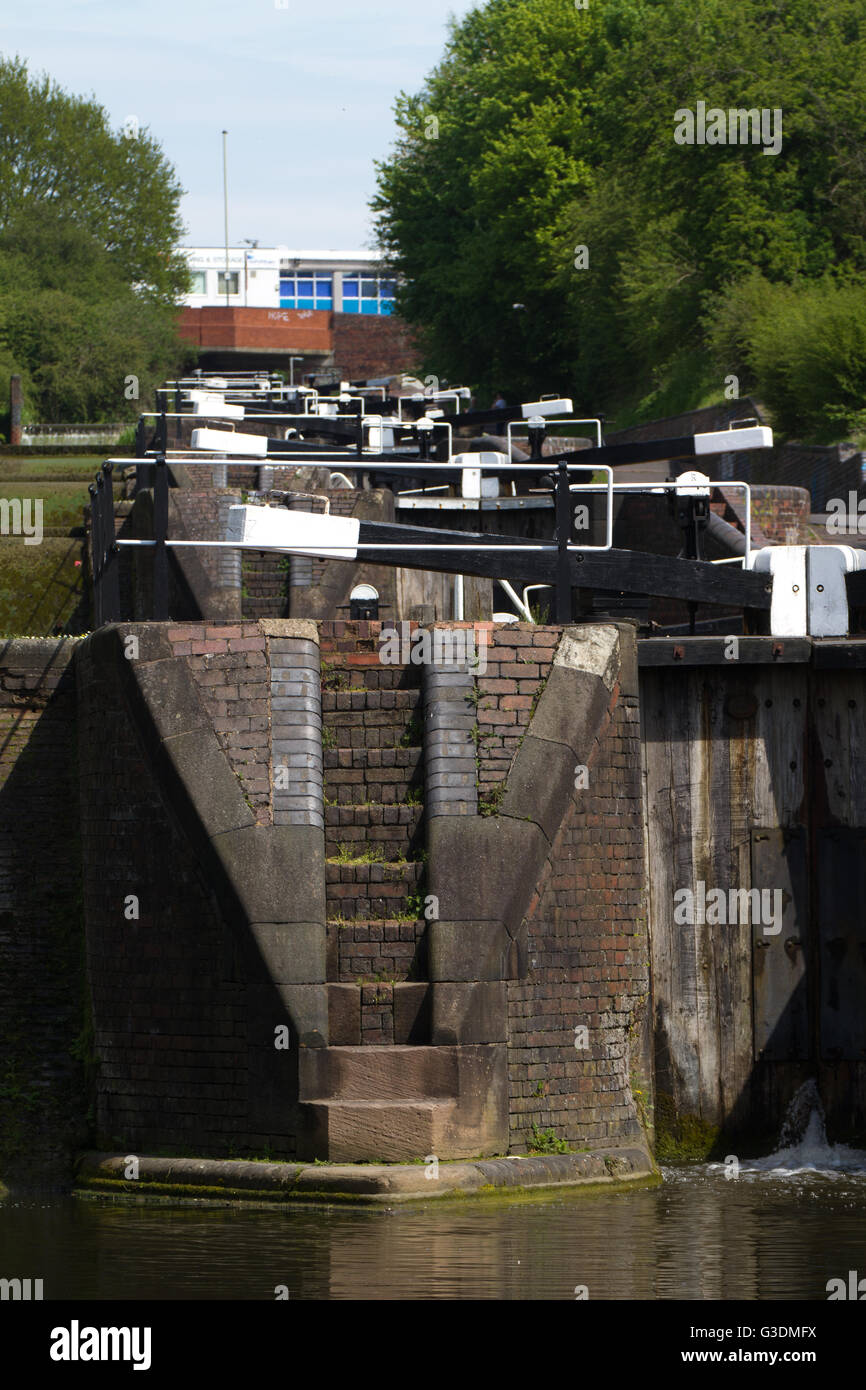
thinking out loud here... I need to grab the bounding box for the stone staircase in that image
[298,1043,502,1164]
[320,645,429,1048]
[294,629,506,1163]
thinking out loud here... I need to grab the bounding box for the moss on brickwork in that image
[654,1091,721,1163]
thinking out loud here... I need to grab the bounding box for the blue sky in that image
[3,0,477,250]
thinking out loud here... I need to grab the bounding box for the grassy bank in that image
[0,456,105,635]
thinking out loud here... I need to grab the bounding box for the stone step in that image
[325,860,422,881]
[322,689,421,713]
[300,1098,457,1164]
[300,1044,460,1100]
[325,778,422,809]
[320,664,422,694]
[324,746,423,808]
[321,714,421,751]
[324,746,422,771]
[325,803,423,859]
[326,919,427,983]
[325,863,423,922]
[297,1043,509,1162]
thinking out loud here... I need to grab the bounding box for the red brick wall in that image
[507,680,650,1152]
[332,313,420,380]
[167,624,272,825]
[473,624,561,796]
[749,486,811,544]
[178,306,331,353]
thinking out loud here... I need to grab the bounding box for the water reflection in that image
[2,1166,866,1300]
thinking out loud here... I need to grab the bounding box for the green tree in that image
[373,0,866,434]
[0,56,194,425]
[706,272,866,440]
[0,55,187,302]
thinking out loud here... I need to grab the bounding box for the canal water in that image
[2,1088,865,1300]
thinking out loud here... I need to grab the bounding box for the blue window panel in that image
[279,280,294,295]
[280,297,296,308]
[296,298,315,310]
[361,280,378,298]
[343,279,359,296]
[380,300,394,315]
[315,278,333,294]
[315,297,333,309]
[361,300,379,314]
[380,280,396,297]
[297,279,314,296]
[342,298,359,313]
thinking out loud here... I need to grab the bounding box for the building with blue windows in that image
[181,247,395,315]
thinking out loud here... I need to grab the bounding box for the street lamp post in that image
[221,131,230,307]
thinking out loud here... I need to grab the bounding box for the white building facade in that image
[181,247,396,315]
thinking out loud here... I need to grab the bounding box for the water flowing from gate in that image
[725,1080,866,1176]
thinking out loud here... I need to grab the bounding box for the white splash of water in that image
[739,1080,866,1176]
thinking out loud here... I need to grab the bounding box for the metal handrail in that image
[507,417,604,453]
[90,446,753,626]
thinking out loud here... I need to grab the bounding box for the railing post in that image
[554,460,572,623]
[90,478,104,628]
[153,455,169,620]
[417,418,433,462]
[528,415,545,462]
[102,463,121,622]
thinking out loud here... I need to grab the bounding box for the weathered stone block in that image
[429,920,509,982]
[431,982,507,1044]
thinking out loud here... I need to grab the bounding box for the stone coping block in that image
[429,817,548,938]
[0,637,80,668]
[261,620,320,642]
[74,1146,657,1205]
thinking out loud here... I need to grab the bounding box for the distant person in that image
[491,391,507,409]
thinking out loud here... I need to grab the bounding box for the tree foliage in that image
[0,56,193,427]
[373,0,866,436]
[707,272,866,441]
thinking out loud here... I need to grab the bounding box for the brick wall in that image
[748,486,811,544]
[242,552,288,620]
[507,679,650,1151]
[327,919,426,984]
[331,313,420,380]
[751,443,863,512]
[167,624,272,824]
[0,641,87,1181]
[3,620,651,1171]
[76,635,256,1157]
[474,624,561,797]
[170,490,241,592]
[178,306,332,353]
